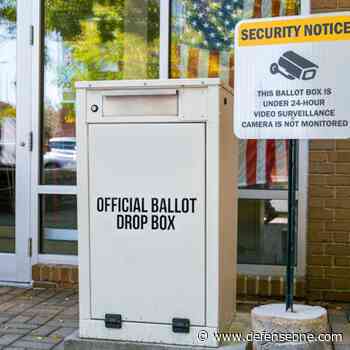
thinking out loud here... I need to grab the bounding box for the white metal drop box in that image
[76,79,238,348]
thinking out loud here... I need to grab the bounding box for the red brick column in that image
[308,140,350,301]
[307,1,350,301]
[32,264,78,289]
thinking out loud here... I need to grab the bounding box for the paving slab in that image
[0,333,23,346]
[64,331,248,350]
[51,327,77,338]
[0,286,78,350]
[11,339,56,349]
[329,308,350,350]
[32,325,61,337]
[1,287,350,350]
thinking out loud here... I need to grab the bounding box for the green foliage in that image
[0,105,16,118]
[0,0,16,39]
[45,0,159,42]
[0,0,16,22]
[45,0,95,41]
[97,14,119,42]
[43,0,160,113]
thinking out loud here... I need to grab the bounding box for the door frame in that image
[0,0,33,284]
[30,0,78,266]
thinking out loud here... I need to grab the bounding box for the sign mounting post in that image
[286,139,297,312]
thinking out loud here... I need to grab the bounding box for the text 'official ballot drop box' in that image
[76,79,238,348]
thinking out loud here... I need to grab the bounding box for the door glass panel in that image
[41,0,160,186]
[40,0,160,255]
[238,199,297,265]
[170,0,300,190]
[40,195,77,255]
[0,0,16,253]
[170,0,301,269]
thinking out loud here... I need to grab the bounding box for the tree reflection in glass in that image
[41,0,160,186]
[0,0,16,253]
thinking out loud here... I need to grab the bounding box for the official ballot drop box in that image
[76,79,238,347]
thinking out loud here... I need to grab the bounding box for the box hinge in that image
[29,131,33,152]
[28,238,32,257]
[172,318,190,333]
[105,314,122,329]
[30,25,34,46]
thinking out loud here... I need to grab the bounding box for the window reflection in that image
[238,199,297,265]
[40,0,160,255]
[170,0,299,191]
[170,0,242,86]
[0,0,16,253]
[40,195,77,255]
[41,0,160,185]
[238,139,289,190]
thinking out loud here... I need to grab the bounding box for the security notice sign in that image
[234,13,350,139]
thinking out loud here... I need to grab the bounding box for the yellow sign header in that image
[238,15,350,46]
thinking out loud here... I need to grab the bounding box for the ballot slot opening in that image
[102,89,179,117]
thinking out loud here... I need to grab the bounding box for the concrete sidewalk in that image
[328,308,350,350]
[0,287,350,349]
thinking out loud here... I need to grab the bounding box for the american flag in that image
[239,139,288,187]
[171,44,288,188]
[170,0,299,187]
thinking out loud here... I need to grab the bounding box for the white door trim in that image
[31,0,79,265]
[0,0,33,283]
[30,0,41,266]
[15,0,33,283]
[160,1,170,79]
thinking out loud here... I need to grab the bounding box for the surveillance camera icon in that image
[270,51,319,81]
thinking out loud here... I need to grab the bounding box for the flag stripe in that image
[188,48,199,78]
[229,54,234,88]
[171,44,181,78]
[257,140,266,185]
[208,50,220,77]
[266,140,276,185]
[246,140,258,186]
[239,140,247,187]
[272,0,281,17]
[198,49,209,77]
[180,44,189,77]
[219,50,229,84]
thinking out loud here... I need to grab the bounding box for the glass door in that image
[0,0,32,283]
[0,0,16,257]
[34,0,160,261]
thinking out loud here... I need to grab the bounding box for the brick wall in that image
[307,1,350,301]
[32,264,78,289]
[308,140,350,301]
[237,275,305,299]
[311,0,350,12]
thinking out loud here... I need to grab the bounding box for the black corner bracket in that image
[172,318,190,333]
[105,314,122,329]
